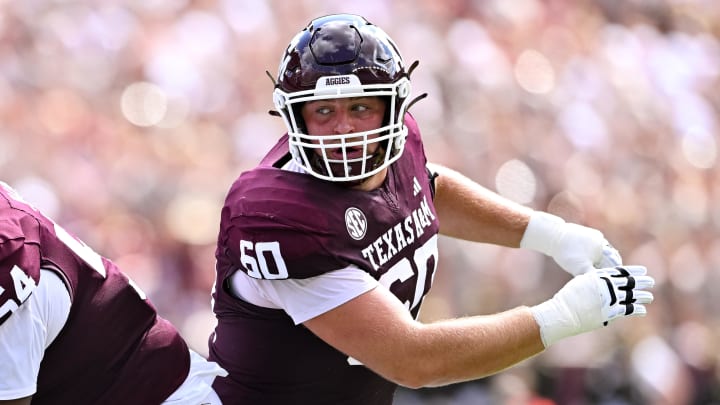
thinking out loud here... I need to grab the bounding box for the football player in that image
[0,181,227,405]
[208,14,655,405]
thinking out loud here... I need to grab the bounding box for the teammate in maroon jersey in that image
[208,14,655,405]
[0,181,227,405]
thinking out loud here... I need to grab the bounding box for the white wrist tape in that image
[530,271,605,347]
[519,211,565,255]
[530,299,574,348]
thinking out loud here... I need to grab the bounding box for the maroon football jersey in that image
[0,183,190,404]
[209,114,440,404]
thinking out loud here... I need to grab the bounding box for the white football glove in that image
[530,265,655,347]
[520,211,622,276]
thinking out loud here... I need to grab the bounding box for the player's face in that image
[300,96,386,157]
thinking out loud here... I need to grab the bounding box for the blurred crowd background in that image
[1,0,718,404]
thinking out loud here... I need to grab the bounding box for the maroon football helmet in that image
[273,14,413,182]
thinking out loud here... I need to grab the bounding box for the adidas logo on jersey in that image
[413,177,422,196]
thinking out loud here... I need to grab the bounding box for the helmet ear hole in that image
[398,79,411,99]
[273,89,286,110]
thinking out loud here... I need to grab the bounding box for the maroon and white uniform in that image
[0,183,194,404]
[209,114,440,404]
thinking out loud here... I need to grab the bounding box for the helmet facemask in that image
[274,75,411,183]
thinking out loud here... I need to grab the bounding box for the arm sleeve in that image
[0,269,71,400]
[229,265,378,325]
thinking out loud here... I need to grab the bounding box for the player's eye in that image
[315,106,332,115]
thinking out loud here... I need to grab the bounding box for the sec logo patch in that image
[344,207,367,240]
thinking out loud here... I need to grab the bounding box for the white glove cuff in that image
[519,211,565,255]
[530,299,572,348]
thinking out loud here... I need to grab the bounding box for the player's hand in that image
[530,265,655,347]
[520,212,622,276]
[550,222,623,274]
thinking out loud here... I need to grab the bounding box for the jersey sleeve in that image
[230,265,379,325]
[0,230,41,325]
[0,269,70,400]
[223,215,350,280]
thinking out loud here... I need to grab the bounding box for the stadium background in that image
[1,0,718,403]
